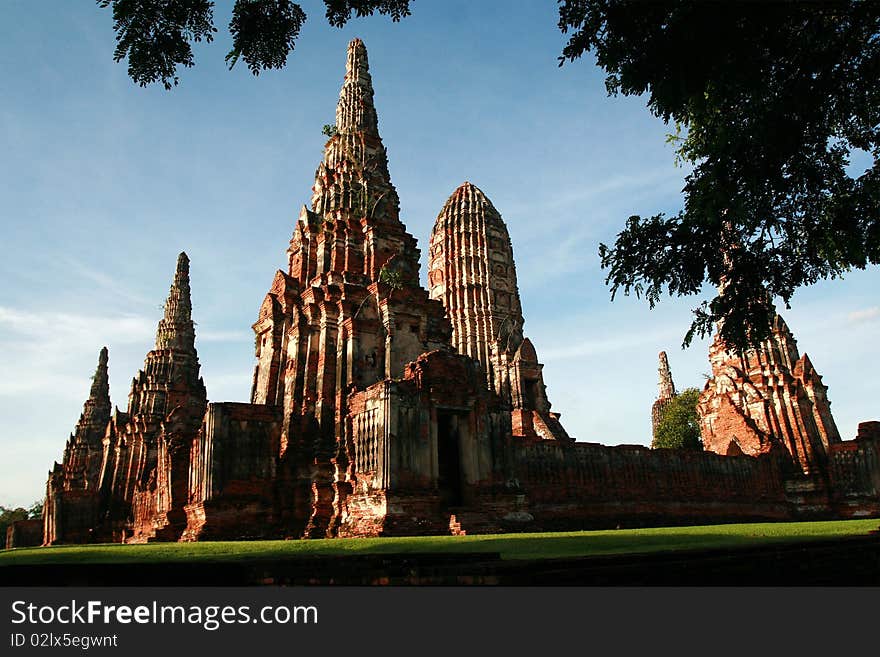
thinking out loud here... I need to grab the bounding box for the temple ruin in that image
[43,254,207,544]
[696,313,878,514]
[26,38,879,548]
[699,315,840,471]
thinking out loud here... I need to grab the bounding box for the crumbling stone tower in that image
[428,182,570,442]
[43,347,111,544]
[698,314,841,475]
[651,351,677,439]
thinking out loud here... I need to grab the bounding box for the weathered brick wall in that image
[348,385,390,491]
[129,486,158,543]
[191,402,282,500]
[828,422,880,517]
[6,519,42,549]
[515,441,791,528]
[856,421,880,441]
[56,491,102,544]
[339,382,441,537]
[336,355,517,538]
[183,402,283,541]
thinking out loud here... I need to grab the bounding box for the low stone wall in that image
[828,422,880,517]
[515,441,791,529]
[44,489,102,545]
[5,519,42,549]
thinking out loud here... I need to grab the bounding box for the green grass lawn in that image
[1,518,877,566]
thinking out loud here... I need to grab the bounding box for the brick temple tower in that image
[651,351,677,439]
[96,253,207,542]
[43,347,111,544]
[428,182,570,442]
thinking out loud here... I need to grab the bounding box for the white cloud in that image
[507,166,685,219]
[0,306,154,397]
[0,306,153,343]
[847,307,879,324]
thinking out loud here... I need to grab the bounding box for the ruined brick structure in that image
[32,39,879,547]
[42,253,207,544]
[6,519,42,550]
[107,252,207,543]
[698,314,842,474]
[827,421,880,517]
[695,313,880,516]
[428,182,570,442]
[651,351,676,440]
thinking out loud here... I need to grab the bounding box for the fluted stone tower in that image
[651,351,677,439]
[428,183,523,380]
[43,347,112,544]
[97,253,207,542]
[698,314,842,474]
[428,182,570,442]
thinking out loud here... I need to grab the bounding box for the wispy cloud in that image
[506,166,685,219]
[61,257,156,308]
[847,306,879,324]
[539,325,681,361]
[0,306,153,344]
[517,226,599,290]
[0,306,154,397]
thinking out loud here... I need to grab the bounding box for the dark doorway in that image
[523,378,539,410]
[437,411,463,507]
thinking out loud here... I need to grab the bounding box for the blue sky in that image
[1,1,877,507]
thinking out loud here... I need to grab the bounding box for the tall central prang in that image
[246,38,493,538]
[252,39,449,410]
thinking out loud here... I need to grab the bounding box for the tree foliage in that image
[98,0,413,89]
[28,500,44,519]
[559,1,880,352]
[652,387,702,450]
[226,0,307,74]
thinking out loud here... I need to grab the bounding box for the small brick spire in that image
[657,351,676,400]
[651,351,677,439]
[80,346,111,429]
[155,252,195,353]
